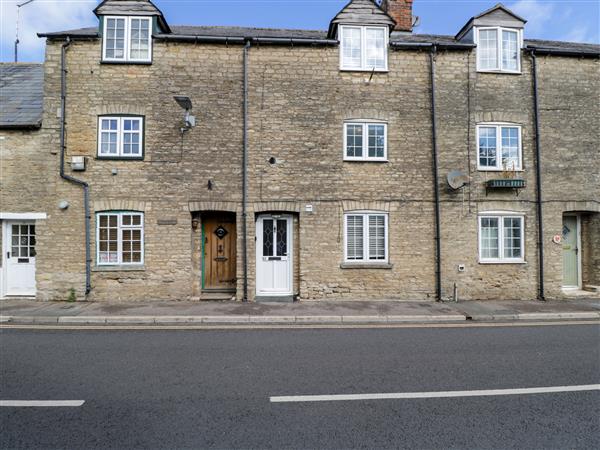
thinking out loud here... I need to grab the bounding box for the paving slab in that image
[1,297,599,326]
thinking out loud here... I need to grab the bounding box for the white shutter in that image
[346,215,364,260]
[368,215,386,260]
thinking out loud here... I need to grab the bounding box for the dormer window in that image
[340,25,388,71]
[476,27,521,73]
[102,16,152,63]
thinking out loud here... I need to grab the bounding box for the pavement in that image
[1,325,599,448]
[1,297,599,326]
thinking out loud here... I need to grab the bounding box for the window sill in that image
[478,260,526,265]
[93,265,145,272]
[478,168,524,172]
[340,68,389,73]
[101,60,152,65]
[96,156,144,161]
[340,262,393,269]
[344,159,389,163]
[476,69,522,75]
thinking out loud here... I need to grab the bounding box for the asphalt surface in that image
[1,324,599,449]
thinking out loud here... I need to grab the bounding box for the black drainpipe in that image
[530,50,545,301]
[242,39,251,302]
[60,38,91,295]
[429,44,442,302]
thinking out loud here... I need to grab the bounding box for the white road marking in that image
[270,384,600,403]
[0,400,85,407]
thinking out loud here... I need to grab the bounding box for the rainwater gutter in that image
[154,34,338,46]
[60,38,91,295]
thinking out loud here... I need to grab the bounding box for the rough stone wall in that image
[536,56,600,298]
[434,50,540,300]
[247,45,436,300]
[30,36,599,302]
[581,213,600,288]
[38,39,244,301]
[0,128,48,275]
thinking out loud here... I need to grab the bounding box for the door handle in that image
[6,252,9,259]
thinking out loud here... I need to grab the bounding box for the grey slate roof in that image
[328,0,396,37]
[93,0,171,33]
[0,64,44,129]
[95,0,161,15]
[38,25,600,56]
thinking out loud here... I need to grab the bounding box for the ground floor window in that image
[479,214,524,263]
[344,212,388,263]
[96,212,144,265]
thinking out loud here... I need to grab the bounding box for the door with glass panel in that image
[5,222,36,296]
[562,215,579,288]
[255,215,292,296]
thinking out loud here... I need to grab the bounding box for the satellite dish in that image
[447,170,469,190]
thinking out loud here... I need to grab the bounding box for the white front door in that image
[4,221,37,296]
[256,215,292,296]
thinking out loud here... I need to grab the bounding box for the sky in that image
[1,0,599,62]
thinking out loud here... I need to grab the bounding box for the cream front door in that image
[562,215,579,288]
[4,221,37,296]
[256,215,292,296]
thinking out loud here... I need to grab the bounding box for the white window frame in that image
[97,116,144,158]
[102,16,152,63]
[96,212,144,266]
[344,211,389,263]
[478,212,525,264]
[476,123,522,171]
[343,121,388,161]
[339,25,388,72]
[475,27,522,73]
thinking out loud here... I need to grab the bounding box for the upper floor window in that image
[344,212,388,263]
[476,27,521,73]
[102,16,152,63]
[344,122,387,161]
[477,124,521,171]
[98,116,143,159]
[479,214,524,263]
[340,25,387,71]
[97,212,144,265]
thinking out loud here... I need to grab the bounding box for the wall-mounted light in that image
[174,96,196,131]
[58,200,69,210]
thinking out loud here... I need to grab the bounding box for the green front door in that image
[562,216,579,287]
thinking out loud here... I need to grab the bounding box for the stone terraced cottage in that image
[0,0,598,302]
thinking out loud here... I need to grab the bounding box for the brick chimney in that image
[381,0,414,32]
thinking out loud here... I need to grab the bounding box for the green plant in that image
[67,288,76,303]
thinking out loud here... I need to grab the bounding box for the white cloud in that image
[510,0,555,36]
[561,25,595,43]
[0,0,98,62]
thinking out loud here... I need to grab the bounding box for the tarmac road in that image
[1,323,599,449]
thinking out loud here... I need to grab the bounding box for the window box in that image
[486,179,526,189]
[344,122,387,161]
[339,25,388,72]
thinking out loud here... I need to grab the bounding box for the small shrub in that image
[67,288,76,303]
